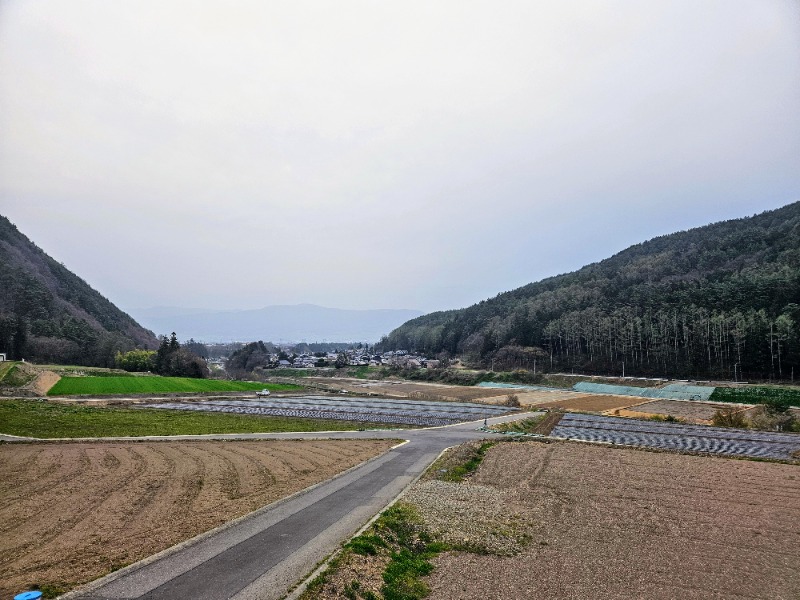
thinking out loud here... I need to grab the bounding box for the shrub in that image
[711,408,748,428]
[748,405,796,432]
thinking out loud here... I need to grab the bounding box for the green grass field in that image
[710,385,800,408]
[0,399,402,438]
[47,377,302,396]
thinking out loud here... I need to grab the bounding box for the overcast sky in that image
[1,1,798,317]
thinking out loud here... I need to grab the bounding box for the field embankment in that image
[0,439,396,598]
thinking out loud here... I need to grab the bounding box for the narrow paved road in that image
[61,413,536,600]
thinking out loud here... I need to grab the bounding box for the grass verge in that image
[47,377,302,396]
[489,414,547,434]
[434,441,496,482]
[0,400,402,438]
[301,502,446,600]
[300,440,526,600]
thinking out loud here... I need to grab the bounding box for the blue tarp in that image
[572,382,715,401]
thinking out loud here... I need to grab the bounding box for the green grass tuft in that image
[376,504,443,600]
[436,441,496,482]
[346,534,387,556]
[490,415,547,434]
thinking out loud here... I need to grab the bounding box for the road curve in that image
[60,413,536,600]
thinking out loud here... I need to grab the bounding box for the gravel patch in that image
[403,480,532,555]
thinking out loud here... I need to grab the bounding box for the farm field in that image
[0,400,398,438]
[304,377,513,402]
[711,385,800,407]
[535,393,638,412]
[619,399,744,423]
[0,439,397,598]
[421,441,800,600]
[47,376,302,396]
[140,396,516,428]
[551,413,800,460]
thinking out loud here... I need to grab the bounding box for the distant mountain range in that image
[380,202,800,381]
[0,215,158,365]
[133,304,424,343]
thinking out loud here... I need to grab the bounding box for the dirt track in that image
[0,439,395,597]
[424,441,800,599]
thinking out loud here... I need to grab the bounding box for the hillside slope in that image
[380,202,800,380]
[0,215,158,365]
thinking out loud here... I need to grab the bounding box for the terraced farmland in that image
[140,396,516,427]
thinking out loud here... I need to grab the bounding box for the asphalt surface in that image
[58,412,533,600]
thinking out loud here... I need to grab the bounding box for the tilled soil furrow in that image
[1,439,395,598]
[420,441,800,600]
[201,444,245,501]
[2,446,78,502]
[0,445,151,585]
[224,443,278,494]
[274,444,324,474]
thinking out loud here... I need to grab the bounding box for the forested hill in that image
[379,202,800,381]
[0,215,158,365]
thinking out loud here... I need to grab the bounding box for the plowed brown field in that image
[535,393,639,412]
[305,378,512,402]
[424,441,800,600]
[0,439,395,597]
[616,399,746,423]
